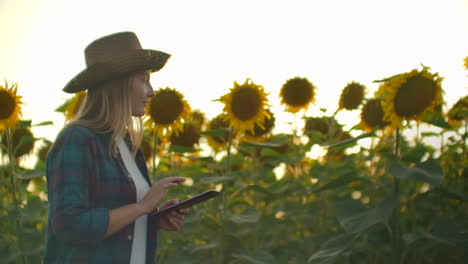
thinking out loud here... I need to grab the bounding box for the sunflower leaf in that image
[242,141,282,148]
[15,169,44,180]
[311,173,360,193]
[55,101,69,113]
[336,196,396,234]
[326,131,376,149]
[421,111,452,129]
[201,128,229,137]
[373,73,404,83]
[17,120,32,128]
[168,145,197,153]
[387,159,444,186]
[307,233,358,264]
[32,121,53,127]
[182,156,214,162]
[227,209,260,224]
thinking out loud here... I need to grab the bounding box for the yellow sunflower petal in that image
[280,77,316,113]
[376,66,444,128]
[219,79,270,134]
[145,87,191,139]
[0,81,22,130]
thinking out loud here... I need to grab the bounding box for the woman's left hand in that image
[158,199,189,231]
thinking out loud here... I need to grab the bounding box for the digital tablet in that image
[150,189,220,217]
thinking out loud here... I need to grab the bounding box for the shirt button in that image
[127,235,133,240]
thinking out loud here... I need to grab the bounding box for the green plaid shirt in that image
[44,125,159,263]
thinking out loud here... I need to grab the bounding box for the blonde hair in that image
[67,75,143,157]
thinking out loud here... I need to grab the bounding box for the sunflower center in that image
[362,99,388,129]
[170,123,200,147]
[0,90,16,120]
[394,75,437,117]
[150,91,184,124]
[282,79,312,106]
[231,88,261,121]
[341,83,364,110]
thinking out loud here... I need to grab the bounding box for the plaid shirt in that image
[44,125,159,264]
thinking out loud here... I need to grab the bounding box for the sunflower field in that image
[1,63,467,264]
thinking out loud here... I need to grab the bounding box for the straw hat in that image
[63,31,170,93]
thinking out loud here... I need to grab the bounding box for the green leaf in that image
[242,141,282,148]
[232,250,277,264]
[311,173,360,194]
[421,131,439,137]
[198,175,234,184]
[388,159,444,186]
[373,73,404,83]
[327,131,376,149]
[421,110,452,129]
[168,145,197,153]
[227,208,260,224]
[190,240,221,253]
[15,169,44,180]
[260,148,281,158]
[17,120,32,128]
[336,196,396,234]
[55,100,69,113]
[32,121,54,127]
[201,128,229,137]
[432,186,468,202]
[307,233,358,264]
[402,143,428,163]
[182,156,214,162]
[18,135,36,146]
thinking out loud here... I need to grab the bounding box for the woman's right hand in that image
[137,176,186,215]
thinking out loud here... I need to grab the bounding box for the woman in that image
[44,31,187,263]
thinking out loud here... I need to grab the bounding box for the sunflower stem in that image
[5,128,27,264]
[463,122,467,161]
[220,127,233,263]
[391,128,401,264]
[152,131,158,179]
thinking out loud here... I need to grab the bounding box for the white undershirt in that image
[118,139,150,264]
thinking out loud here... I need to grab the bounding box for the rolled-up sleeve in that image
[46,128,109,245]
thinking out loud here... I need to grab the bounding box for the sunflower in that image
[37,141,52,163]
[190,109,206,131]
[219,79,270,133]
[447,95,468,126]
[376,66,444,128]
[170,122,201,149]
[244,109,275,142]
[1,127,35,159]
[464,56,468,70]
[280,77,316,113]
[360,98,389,131]
[145,87,191,139]
[64,91,87,121]
[338,81,365,110]
[0,81,22,130]
[304,116,346,144]
[205,114,235,152]
[303,117,329,139]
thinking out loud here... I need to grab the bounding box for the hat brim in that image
[63,49,171,93]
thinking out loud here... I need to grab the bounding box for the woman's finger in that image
[169,217,183,229]
[161,176,186,184]
[169,212,185,221]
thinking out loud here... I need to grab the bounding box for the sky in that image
[1,0,468,157]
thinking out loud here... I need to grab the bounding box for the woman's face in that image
[130,72,155,117]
